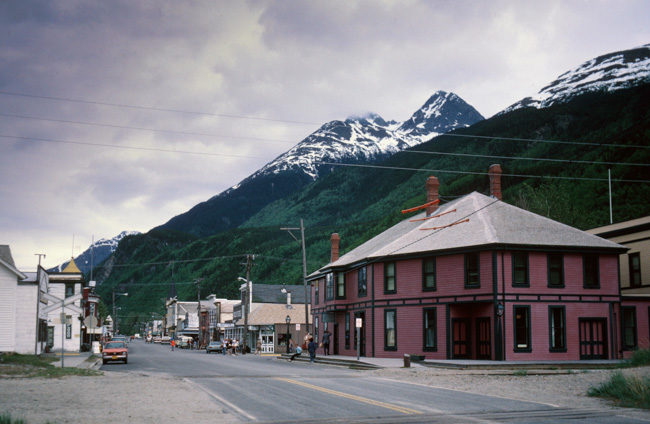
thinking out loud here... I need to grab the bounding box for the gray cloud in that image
[1,0,648,269]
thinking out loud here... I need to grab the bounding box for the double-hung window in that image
[465,252,480,287]
[514,305,531,352]
[629,253,641,287]
[622,306,637,350]
[422,258,436,291]
[549,306,566,351]
[548,253,564,287]
[384,262,396,294]
[384,309,397,350]
[336,272,346,299]
[423,308,437,351]
[512,251,529,287]
[345,313,350,349]
[583,254,600,288]
[314,281,319,305]
[326,273,334,301]
[358,267,367,297]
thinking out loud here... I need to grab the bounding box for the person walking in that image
[256,338,262,355]
[322,329,331,356]
[308,337,317,363]
[233,339,239,355]
[171,338,175,351]
[222,338,227,356]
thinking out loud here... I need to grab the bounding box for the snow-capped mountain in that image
[49,231,139,275]
[158,91,483,237]
[503,44,650,113]
[233,91,483,183]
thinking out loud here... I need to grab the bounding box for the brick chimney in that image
[425,176,440,216]
[489,164,502,200]
[330,233,340,262]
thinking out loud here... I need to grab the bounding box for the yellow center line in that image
[274,377,422,415]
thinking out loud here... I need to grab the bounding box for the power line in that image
[441,132,650,150]
[0,90,322,126]
[0,112,296,144]
[316,161,650,184]
[0,134,269,160]
[406,150,650,167]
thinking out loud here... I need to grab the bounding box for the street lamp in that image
[285,315,291,354]
[112,290,128,334]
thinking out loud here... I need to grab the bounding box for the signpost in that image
[356,318,362,361]
[41,292,82,368]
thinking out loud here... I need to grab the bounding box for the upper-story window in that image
[358,267,367,297]
[583,254,600,288]
[336,272,346,299]
[422,258,436,291]
[512,251,529,287]
[326,273,334,301]
[384,262,396,294]
[314,281,319,305]
[547,253,564,287]
[65,283,75,298]
[629,253,641,287]
[465,252,480,288]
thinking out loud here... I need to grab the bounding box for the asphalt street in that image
[101,340,639,423]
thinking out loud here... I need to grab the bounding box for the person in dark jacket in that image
[322,329,331,355]
[308,337,317,363]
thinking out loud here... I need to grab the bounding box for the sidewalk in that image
[47,351,101,369]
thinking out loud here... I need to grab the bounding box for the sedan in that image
[102,341,128,364]
[205,341,223,354]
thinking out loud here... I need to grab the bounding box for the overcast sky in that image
[1,0,648,271]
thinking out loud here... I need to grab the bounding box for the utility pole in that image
[281,219,309,334]
[242,255,253,355]
[194,278,203,347]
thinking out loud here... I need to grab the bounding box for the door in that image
[579,318,608,359]
[260,329,275,353]
[354,312,366,357]
[333,323,339,355]
[452,318,471,359]
[476,318,491,359]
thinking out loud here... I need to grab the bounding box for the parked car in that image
[112,335,129,344]
[205,341,223,354]
[102,341,128,364]
[153,337,162,344]
[160,336,171,345]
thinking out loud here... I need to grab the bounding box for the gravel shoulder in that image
[2,362,650,423]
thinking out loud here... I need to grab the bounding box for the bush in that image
[588,371,650,409]
[624,349,650,368]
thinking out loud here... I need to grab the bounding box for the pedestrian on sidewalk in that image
[256,338,262,355]
[171,338,175,351]
[322,329,331,355]
[233,339,239,355]
[308,337,317,363]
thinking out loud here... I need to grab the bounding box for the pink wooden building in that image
[308,169,631,361]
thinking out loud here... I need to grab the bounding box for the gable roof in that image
[313,192,626,274]
[0,245,27,279]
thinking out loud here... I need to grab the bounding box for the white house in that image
[0,245,51,355]
[45,258,85,353]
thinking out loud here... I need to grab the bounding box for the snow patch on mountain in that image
[502,44,650,113]
[228,91,483,187]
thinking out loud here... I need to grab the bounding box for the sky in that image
[1,0,648,271]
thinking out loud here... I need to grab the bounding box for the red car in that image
[102,341,128,364]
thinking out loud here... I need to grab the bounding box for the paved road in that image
[102,340,644,423]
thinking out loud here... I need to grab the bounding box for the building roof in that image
[61,257,82,273]
[587,215,650,238]
[248,283,310,304]
[313,191,627,275]
[0,245,27,279]
[243,303,310,325]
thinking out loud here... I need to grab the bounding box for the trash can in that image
[403,354,410,368]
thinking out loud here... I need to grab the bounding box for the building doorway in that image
[452,318,471,359]
[260,328,275,353]
[333,323,339,355]
[476,318,491,359]
[354,312,366,357]
[579,318,608,359]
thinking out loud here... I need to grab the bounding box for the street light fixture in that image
[285,315,291,354]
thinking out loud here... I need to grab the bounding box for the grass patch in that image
[622,349,650,368]
[0,353,101,378]
[0,412,25,424]
[588,371,650,409]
